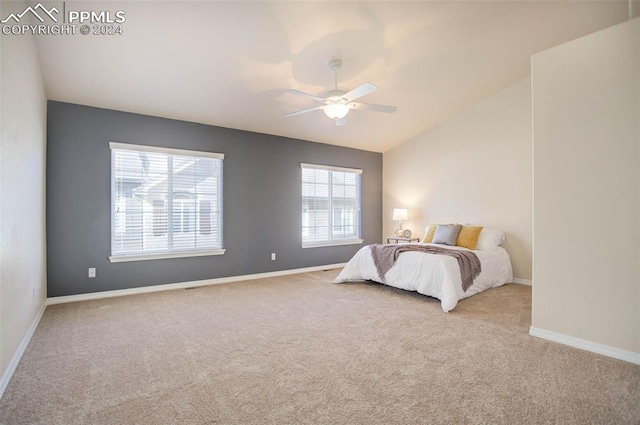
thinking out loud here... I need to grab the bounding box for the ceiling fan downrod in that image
[329,59,342,91]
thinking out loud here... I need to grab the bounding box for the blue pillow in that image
[432,224,462,246]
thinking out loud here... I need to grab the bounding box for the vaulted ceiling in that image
[33,1,632,152]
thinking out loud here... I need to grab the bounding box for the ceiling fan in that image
[283,59,397,126]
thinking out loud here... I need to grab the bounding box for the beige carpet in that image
[0,269,638,424]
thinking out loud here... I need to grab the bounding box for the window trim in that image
[109,142,225,262]
[300,163,363,249]
[109,248,226,263]
[300,163,363,175]
[301,239,364,249]
[109,142,224,160]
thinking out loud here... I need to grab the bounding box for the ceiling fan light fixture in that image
[283,59,396,124]
[323,103,350,120]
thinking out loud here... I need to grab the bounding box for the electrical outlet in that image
[271,253,276,261]
[88,268,96,278]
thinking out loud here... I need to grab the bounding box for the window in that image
[110,142,224,262]
[301,163,363,248]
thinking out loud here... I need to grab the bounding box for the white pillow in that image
[475,228,506,251]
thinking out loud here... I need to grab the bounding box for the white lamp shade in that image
[323,104,350,120]
[392,208,408,221]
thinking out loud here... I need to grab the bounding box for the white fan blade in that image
[286,89,326,103]
[283,106,323,117]
[350,102,397,113]
[336,117,347,126]
[343,82,377,102]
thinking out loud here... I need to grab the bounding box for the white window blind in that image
[110,143,224,262]
[301,163,363,248]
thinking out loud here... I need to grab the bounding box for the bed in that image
[333,225,513,312]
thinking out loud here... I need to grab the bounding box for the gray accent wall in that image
[47,101,382,297]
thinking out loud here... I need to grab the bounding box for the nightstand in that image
[386,237,420,244]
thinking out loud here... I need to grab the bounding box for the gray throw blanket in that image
[370,244,482,292]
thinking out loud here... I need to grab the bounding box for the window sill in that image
[301,239,364,249]
[109,249,226,263]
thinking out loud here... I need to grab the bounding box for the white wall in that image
[383,77,533,280]
[0,2,48,394]
[531,18,639,357]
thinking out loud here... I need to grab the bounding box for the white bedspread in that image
[333,243,513,312]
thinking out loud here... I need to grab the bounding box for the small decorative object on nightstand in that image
[387,237,420,244]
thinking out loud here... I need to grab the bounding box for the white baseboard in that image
[529,326,640,365]
[512,278,532,286]
[0,302,47,399]
[47,263,347,305]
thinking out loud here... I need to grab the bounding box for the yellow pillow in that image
[423,225,438,243]
[456,225,484,250]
